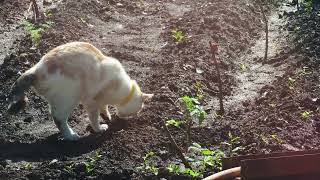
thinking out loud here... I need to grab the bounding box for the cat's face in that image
[116,86,153,118]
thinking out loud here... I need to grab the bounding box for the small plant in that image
[221,132,245,157]
[137,151,159,175]
[171,29,184,42]
[84,150,102,173]
[167,164,200,178]
[240,63,248,72]
[298,67,312,76]
[301,110,312,121]
[187,143,224,172]
[271,134,283,144]
[22,20,53,46]
[64,163,75,173]
[193,81,206,101]
[167,143,224,178]
[44,10,53,18]
[179,96,206,146]
[24,162,33,170]
[288,77,296,89]
[165,118,183,127]
[179,96,206,125]
[256,133,269,145]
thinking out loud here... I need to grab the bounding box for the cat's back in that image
[42,42,105,63]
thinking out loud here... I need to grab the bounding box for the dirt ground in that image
[1,0,320,179]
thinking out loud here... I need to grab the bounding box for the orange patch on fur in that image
[81,43,105,61]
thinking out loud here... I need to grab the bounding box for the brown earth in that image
[0,0,320,179]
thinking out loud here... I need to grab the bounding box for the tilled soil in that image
[1,0,320,179]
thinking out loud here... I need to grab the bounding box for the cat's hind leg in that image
[88,108,108,133]
[49,98,79,141]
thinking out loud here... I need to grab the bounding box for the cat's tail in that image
[7,71,37,114]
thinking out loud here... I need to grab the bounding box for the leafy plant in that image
[167,164,201,177]
[179,96,206,147]
[84,150,102,173]
[171,29,184,42]
[221,132,245,157]
[137,151,159,175]
[179,96,206,125]
[167,143,224,178]
[301,110,312,121]
[22,20,53,46]
[188,143,224,171]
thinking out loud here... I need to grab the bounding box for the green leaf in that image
[184,168,200,177]
[201,148,212,156]
[166,119,182,127]
[198,110,206,125]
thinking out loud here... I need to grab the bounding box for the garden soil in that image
[1,0,320,179]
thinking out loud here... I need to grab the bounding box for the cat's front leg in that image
[89,109,109,133]
[100,105,111,121]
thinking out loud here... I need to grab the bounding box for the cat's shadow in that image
[0,120,128,162]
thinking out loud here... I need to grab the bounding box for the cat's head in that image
[116,81,153,118]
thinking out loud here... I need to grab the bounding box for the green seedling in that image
[188,143,224,171]
[137,151,159,175]
[22,20,53,47]
[44,10,53,17]
[256,133,269,145]
[293,26,301,33]
[24,162,33,170]
[301,110,312,121]
[167,164,201,177]
[240,63,248,72]
[171,29,184,42]
[165,118,183,127]
[84,150,102,173]
[64,163,75,173]
[167,164,200,177]
[179,96,206,125]
[193,81,206,101]
[288,77,295,89]
[298,67,312,76]
[221,132,245,157]
[271,134,283,144]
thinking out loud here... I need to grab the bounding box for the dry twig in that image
[209,42,224,115]
[160,118,191,168]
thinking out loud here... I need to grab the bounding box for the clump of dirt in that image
[1,0,320,179]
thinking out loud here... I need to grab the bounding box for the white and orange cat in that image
[7,42,153,141]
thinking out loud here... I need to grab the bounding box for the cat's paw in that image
[95,124,109,133]
[64,133,81,141]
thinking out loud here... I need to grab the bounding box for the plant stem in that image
[258,0,268,61]
[186,114,192,148]
[160,118,191,169]
[30,0,40,23]
[209,42,224,115]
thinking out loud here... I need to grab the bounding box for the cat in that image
[7,42,153,141]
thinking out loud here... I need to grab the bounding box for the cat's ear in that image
[142,93,154,102]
